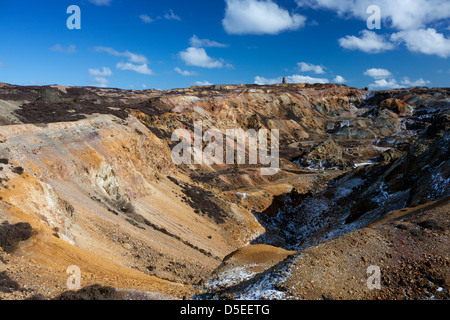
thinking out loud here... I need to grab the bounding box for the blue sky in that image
[0,0,449,90]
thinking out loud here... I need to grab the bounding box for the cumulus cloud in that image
[368,78,430,89]
[364,68,393,79]
[88,67,113,88]
[189,35,228,48]
[333,75,347,83]
[174,67,198,76]
[364,68,398,89]
[368,78,401,89]
[288,74,329,84]
[391,28,450,58]
[179,47,225,69]
[400,77,431,87]
[296,0,450,30]
[93,77,110,88]
[116,62,154,75]
[339,30,395,53]
[50,44,77,54]
[195,81,213,86]
[298,62,325,74]
[297,0,450,57]
[364,68,430,89]
[254,76,281,85]
[94,46,154,75]
[223,0,306,35]
[254,74,329,85]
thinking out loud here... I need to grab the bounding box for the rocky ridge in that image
[0,82,448,300]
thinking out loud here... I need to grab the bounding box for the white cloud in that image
[174,67,198,76]
[189,35,228,48]
[369,78,430,89]
[298,62,325,74]
[254,74,329,85]
[365,69,431,89]
[288,74,329,84]
[116,62,154,75]
[223,0,306,35]
[179,47,224,69]
[89,0,112,6]
[93,77,110,88]
[333,75,346,83]
[364,68,393,79]
[88,67,113,88]
[296,0,450,31]
[339,30,395,53]
[195,81,213,86]
[88,67,113,77]
[391,28,450,58]
[164,9,181,21]
[94,46,154,75]
[126,52,149,64]
[254,76,281,85]
[368,78,401,89]
[139,14,154,24]
[50,44,77,54]
[297,1,450,57]
[94,46,149,64]
[400,77,430,87]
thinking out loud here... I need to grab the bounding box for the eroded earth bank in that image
[0,82,448,300]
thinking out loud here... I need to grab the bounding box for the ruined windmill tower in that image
[282,77,287,85]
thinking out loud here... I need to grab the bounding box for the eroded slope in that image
[0,83,448,300]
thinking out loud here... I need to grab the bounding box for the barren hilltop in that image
[0,82,448,300]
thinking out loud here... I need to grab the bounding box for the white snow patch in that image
[353,162,374,168]
[232,255,300,300]
[205,265,258,291]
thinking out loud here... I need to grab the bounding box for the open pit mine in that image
[0,81,448,300]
